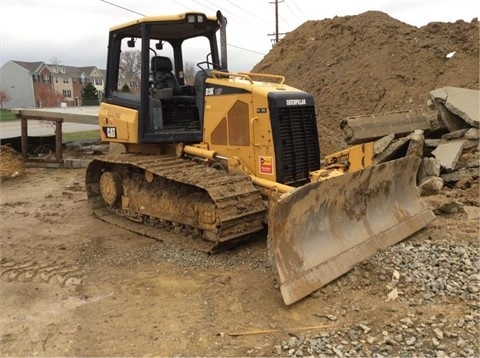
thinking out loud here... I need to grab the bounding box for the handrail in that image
[209,70,285,85]
[238,72,285,84]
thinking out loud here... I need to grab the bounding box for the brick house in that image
[0,60,106,109]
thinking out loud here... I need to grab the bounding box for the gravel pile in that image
[373,240,479,303]
[275,239,479,357]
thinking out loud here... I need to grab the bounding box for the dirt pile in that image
[0,145,24,180]
[252,11,479,155]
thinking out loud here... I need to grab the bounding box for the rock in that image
[393,334,403,342]
[418,157,441,183]
[436,200,463,214]
[274,345,282,355]
[463,206,480,221]
[405,336,417,345]
[419,176,444,196]
[465,128,479,140]
[392,270,400,281]
[386,287,399,302]
[358,324,371,334]
[433,327,444,340]
[332,346,343,357]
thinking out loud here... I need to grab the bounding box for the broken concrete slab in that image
[374,133,413,164]
[341,109,433,145]
[436,103,471,132]
[429,87,480,128]
[463,139,480,150]
[425,139,446,148]
[374,134,394,154]
[418,157,441,183]
[441,128,470,140]
[441,167,479,183]
[465,128,479,140]
[406,129,425,158]
[431,140,466,171]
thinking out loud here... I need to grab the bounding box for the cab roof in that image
[109,12,220,41]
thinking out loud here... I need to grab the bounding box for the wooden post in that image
[55,119,63,162]
[21,116,28,160]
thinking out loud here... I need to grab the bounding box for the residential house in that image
[0,60,106,109]
[118,70,141,94]
[0,61,54,108]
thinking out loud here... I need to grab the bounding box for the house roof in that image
[12,60,45,73]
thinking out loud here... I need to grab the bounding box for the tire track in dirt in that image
[0,258,83,286]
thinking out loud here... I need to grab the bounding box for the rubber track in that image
[85,154,266,252]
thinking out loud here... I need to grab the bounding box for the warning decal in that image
[259,156,273,175]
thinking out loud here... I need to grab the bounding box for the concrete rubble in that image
[342,86,479,197]
[341,110,433,145]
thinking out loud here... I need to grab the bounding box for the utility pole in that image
[268,0,286,46]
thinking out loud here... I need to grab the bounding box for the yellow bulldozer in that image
[86,11,435,305]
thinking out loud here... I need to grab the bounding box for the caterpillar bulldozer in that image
[86,11,435,305]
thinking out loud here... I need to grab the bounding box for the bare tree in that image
[50,56,62,66]
[0,88,11,109]
[183,60,196,85]
[120,50,141,75]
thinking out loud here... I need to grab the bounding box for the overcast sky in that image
[0,0,478,72]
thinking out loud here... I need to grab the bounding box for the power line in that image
[99,0,268,57]
[207,0,273,36]
[290,0,306,20]
[99,0,145,16]
[227,43,266,56]
[283,0,303,24]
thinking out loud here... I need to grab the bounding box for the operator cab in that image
[102,11,227,143]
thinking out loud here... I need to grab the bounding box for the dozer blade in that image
[268,156,435,305]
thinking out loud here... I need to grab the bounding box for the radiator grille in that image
[277,106,320,185]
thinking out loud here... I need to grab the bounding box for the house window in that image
[62,90,72,98]
[42,75,51,83]
[94,78,102,86]
[55,76,58,83]
[63,77,68,84]
[33,74,40,83]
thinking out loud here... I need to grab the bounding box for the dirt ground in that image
[0,155,478,356]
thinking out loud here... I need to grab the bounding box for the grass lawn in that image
[0,109,16,121]
[63,130,100,143]
[0,130,100,145]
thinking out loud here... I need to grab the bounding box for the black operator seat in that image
[151,56,181,95]
[151,56,196,104]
